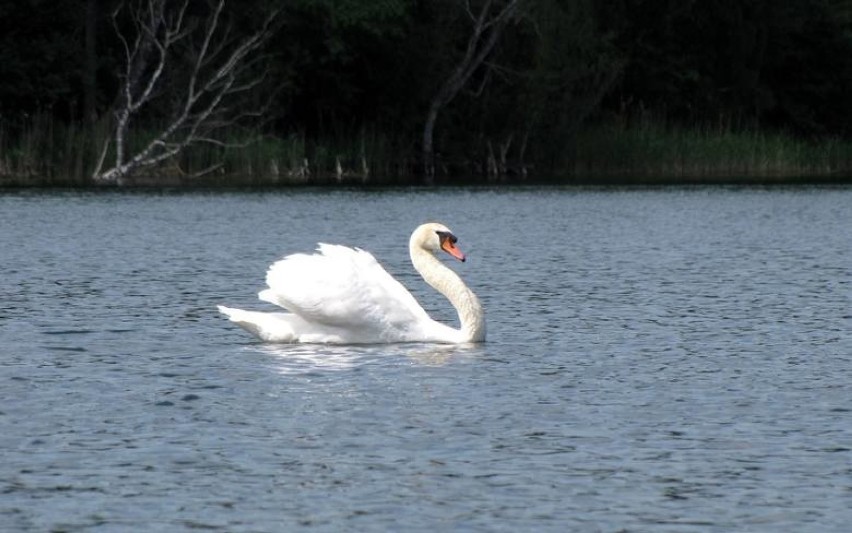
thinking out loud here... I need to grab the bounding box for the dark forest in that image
[2,0,852,185]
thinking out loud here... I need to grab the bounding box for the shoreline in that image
[2,172,851,189]
[3,119,851,188]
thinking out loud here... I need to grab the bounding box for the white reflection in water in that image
[404,343,489,365]
[256,342,486,374]
[257,343,369,374]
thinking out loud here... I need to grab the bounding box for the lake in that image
[1,186,851,531]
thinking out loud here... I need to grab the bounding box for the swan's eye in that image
[436,230,457,244]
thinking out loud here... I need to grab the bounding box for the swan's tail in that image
[217,305,298,343]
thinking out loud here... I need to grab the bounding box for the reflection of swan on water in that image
[257,342,486,375]
[401,343,488,366]
[218,223,486,344]
[257,344,369,374]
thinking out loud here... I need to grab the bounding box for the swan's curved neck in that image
[410,246,485,342]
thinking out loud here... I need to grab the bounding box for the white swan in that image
[218,222,485,344]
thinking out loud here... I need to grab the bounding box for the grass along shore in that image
[573,122,852,181]
[2,115,851,186]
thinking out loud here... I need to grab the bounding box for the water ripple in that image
[1,187,851,531]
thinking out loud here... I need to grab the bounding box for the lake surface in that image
[1,186,851,531]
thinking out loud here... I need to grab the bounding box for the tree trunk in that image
[422,102,441,184]
[420,0,522,184]
[84,0,98,123]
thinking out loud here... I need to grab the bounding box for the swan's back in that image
[258,244,434,342]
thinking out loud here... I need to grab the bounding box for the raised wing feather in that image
[259,244,430,337]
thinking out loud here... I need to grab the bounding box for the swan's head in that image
[411,222,466,262]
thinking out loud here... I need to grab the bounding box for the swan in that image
[217,222,485,344]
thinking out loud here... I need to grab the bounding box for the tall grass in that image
[184,129,417,186]
[572,120,852,181]
[0,113,416,186]
[0,113,100,186]
[2,113,851,186]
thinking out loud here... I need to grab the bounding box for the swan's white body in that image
[218,223,485,344]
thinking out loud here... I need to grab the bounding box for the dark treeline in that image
[2,0,852,185]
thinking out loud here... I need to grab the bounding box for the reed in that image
[572,120,852,181]
[125,127,414,185]
[2,113,851,186]
[0,112,110,186]
[0,115,415,186]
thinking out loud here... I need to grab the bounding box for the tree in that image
[421,0,524,182]
[521,0,622,172]
[84,0,99,124]
[415,0,622,180]
[92,0,278,184]
[597,0,852,137]
[0,0,84,121]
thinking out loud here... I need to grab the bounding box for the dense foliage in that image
[1,0,851,182]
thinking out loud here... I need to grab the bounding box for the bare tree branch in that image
[422,0,524,182]
[93,0,279,184]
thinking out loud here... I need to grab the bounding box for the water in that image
[1,186,851,531]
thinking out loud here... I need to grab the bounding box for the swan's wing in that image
[217,305,300,343]
[218,304,365,344]
[259,244,431,336]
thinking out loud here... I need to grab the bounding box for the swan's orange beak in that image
[440,237,466,262]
